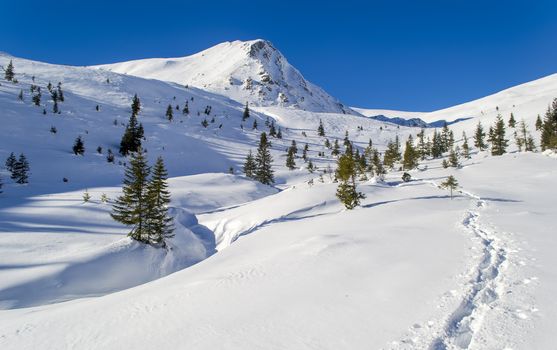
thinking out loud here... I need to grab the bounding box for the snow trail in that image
[421,183,510,349]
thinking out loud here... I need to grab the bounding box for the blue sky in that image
[4,0,557,111]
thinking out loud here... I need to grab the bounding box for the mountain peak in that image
[94,40,355,114]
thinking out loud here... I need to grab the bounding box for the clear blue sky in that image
[4,0,557,111]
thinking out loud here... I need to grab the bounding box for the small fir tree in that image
[254,132,274,185]
[73,136,85,155]
[243,150,256,178]
[441,175,459,199]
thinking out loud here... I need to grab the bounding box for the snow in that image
[94,39,355,114]
[0,41,557,349]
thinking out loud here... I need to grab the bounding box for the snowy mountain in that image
[94,39,355,114]
[1,45,557,350]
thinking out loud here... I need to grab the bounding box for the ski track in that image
[390,180,512,350]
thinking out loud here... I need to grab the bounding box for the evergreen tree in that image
[4,60,14,81]
[290,140,298,154]
[431,130,444,158]
[402,135,419,170]
[332,139,340,156]
[252,120,258,129]
[277,128,282,139]
[383,138,401,169]
[535,114,543,131]
[474,121,487,151]
[201,119,208,128]
[83,190,91,203]
[243,150,256,178]
[269,120,277,137]
[441,175,459,199]
[119,114,142,156]
[72,136,85,155]
[32,92,41,106]
[441,122,451,152]
[12,154,30,184]
[56,82,64,102]
[343,131,350,147]
[462,132,471,159]
[286,147,296,170]
[490,115,509,156]
[131,94,141,115]
[540,99,557,150]
[417,129,428,160]
[302,143,309,161]
[448,147,460,167]
[145,156,174,245]
[508,113,516,128]
[111,149,151,243]
[317,119,325,136]
[182,101,189,115]
[307,159,315,173]
[515,120,536,152]
[254,132,274,185]
[242,102,250,121]
[107,149,115,163]
[335,153,365,209]
[165,104,173,121]
[18,89,23,101]
[5,152,16,173]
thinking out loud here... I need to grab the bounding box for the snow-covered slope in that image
[94,39,355,114]
[1,45,557,350]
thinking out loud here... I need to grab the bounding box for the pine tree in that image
[242,102,250,121]
[335,153,365,209]
[5,152,16,173]
[269,120,277,137]
[252,120,258,129]
[402,135,419,170]
[286,147,296,170]
[290,140,298,154]
[277,128,282,139]
[317,119,325,136]
[254,132,274,185]
[343,131,350,147]
[182,101,189,115]
[18,89,23,101]
[83,190,91,203]
[73,136,85,155]
[474,121,487,151]
[332,139,340,156]
[57,82,64,102]
[131,94,141,115]
[307,159,315,173]
[120,114,142,156]
[417,129,428,160]
[165,104,173,121]
[508,113,516,128]
[4,60,14,81]
[540,99,557,150]
[462,132,471,159]
[383,139,401,169]
[490,115,509,156]
[515,120,536,152]
[111,149,151,243]
[535,115,543,131]
[243,150,256,178]
[449,147,460,167]
[32,92,41,106]
[302,143,309,161]
[145,156,174,245]
[440,175,459,199]
[107,149,115,163]
[12,154,30,184]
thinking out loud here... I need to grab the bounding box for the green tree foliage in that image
[12,154,30,184]
[474,121,487,151]
[286,146,296,170]
[335,153,365,209]
[131,94,141,116]
[120,114,143,156]
[440,175,459,199]
[490,115,509,156]
[4,60,15,81]
[383,138,401,169]
[111,149,151,243]
[165,104,173,121]
[146,157,174,245]
[72,136,85,155]
[514,120,536,152]
[462,132,471,159]
[242,102,250,121]
[508,113,516,128]
[402,135,419,170]
[317,119,325,136]
[243,150,256,178]
[540,99,557,150]
[254,132,274,185]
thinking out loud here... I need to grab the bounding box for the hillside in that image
[94,39,354,114]
[0,47,556,350]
